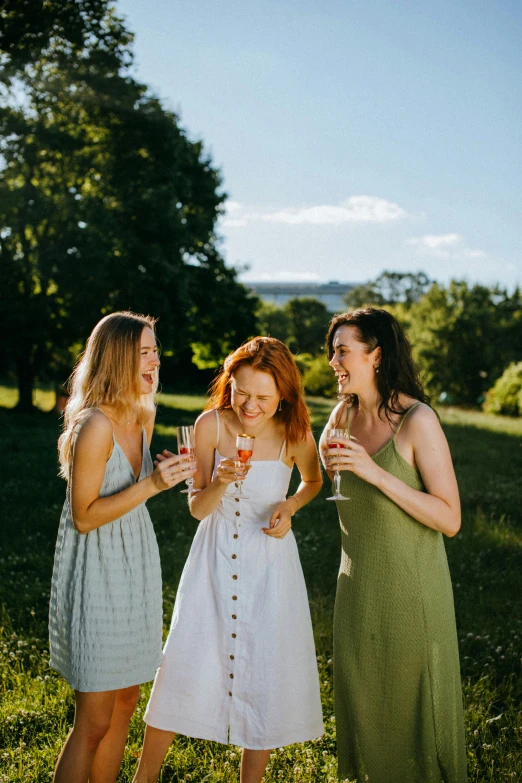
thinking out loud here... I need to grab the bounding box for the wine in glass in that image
[177,425,196,494]
[326,428,350,501]
[233,434,255,498]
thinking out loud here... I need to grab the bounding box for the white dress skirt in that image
[144,417,324,750]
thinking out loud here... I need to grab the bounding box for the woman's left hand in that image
[262,499,295,539]
[324,438,383,486]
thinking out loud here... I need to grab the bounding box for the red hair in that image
[206,337,311,443]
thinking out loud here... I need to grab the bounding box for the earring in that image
[374,365,380,373]
[278,399,283,411]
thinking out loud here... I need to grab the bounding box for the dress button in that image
[232,633,237,638]
[232,574,238,580]
[229,691,233,696]
[232,595,237,600]
[232,554,237,559]
[230,654,235,660]
[233,534,239,539]
[235,511,240,517]
[230,673,234,679]
[235,497,240,503]
[232,614,237,619]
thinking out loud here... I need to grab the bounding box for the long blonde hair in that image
[58,311,158,479]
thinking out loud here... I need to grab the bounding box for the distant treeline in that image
[256,272,522,414]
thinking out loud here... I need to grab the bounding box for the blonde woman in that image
[49,312,196,783]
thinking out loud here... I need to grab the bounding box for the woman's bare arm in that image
[70,411,195,533]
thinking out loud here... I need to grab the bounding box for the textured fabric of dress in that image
[144,411,324,749]
[49,426,163,692]
[333,404,467,783]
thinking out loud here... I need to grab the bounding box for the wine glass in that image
[232,434,255,498]
[177,425,196,494]
[326,428,350,501]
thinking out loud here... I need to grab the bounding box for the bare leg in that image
[53,690,117,783]
[132,724,176,783]
[90,685,141,783]
[240,749,272,783]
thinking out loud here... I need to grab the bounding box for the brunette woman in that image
[134,337,324,783]
[49,312,196,783]
[321,308,467,783]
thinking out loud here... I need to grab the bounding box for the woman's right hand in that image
[150,452,197,491]
[215,457,250,486]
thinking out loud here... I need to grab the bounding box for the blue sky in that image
[117,0,521,287]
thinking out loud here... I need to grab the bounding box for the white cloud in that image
[221,195,408,228]
[406,233,462,250]
[406,233,486,261]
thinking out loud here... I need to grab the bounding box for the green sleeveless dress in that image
[333,405,467,782]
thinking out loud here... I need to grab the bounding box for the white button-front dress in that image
[144,412,324,749]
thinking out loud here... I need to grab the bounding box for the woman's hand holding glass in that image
[151,450,197,492]
[215,458,251,486]
[324,432,384,490]
[324,428,351,501]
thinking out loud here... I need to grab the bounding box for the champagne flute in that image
[233,434,255,498]
[177,425,196,494]
[326,428,350,501]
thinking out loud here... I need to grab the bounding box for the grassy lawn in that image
[0,387,521,782]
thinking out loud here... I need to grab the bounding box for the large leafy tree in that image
[0,0,122,72]
[0,1,256,409]
[405,282,522,404]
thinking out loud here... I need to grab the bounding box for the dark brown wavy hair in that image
[206,336,311,443]
[326,307,431,422]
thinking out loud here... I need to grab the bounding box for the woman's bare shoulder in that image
[400,400,439,435]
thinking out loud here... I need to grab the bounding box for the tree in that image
[0,0,125,72]
[406,282,522,404]
[344,271,432,310]
[255,297,331,356]
[284,298,331,355]
[0,4,257,409]
[255,300,290,343]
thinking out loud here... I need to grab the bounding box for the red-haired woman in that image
[133,337,324,783]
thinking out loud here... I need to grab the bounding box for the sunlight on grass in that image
[0,385,56,412]
[0,393,521,781]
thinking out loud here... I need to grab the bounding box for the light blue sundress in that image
[49,418,163,692]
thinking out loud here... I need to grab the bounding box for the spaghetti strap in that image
[214,409,221,450]
[278,440,287,461]
[394,402,423,437]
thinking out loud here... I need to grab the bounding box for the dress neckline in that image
[112,428,146,482]
[347,401,423,460]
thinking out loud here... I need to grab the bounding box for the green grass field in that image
[0,387,521,782]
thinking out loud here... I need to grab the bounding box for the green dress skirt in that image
[334,412,467,782]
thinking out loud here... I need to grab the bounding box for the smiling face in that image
[230,364,280,432]
[139,326,160,395]
[329,324,381,395]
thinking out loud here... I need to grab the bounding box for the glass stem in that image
[334,471,341,496]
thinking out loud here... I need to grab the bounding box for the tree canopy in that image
[0,0,257,409]
[344,271,432,310]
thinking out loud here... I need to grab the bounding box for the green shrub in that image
[483,361,522,416]
[301,355,338,398]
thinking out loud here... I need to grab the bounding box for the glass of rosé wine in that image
[177,425,197,494]
[326,428,350,501]
[231,434,255,498]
